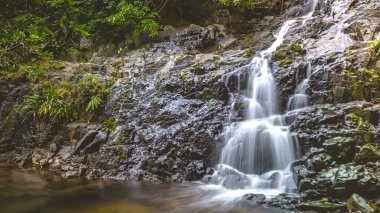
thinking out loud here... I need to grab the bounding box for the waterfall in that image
[287,62,312,110]
[206,0,319,197]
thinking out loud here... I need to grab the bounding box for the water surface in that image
[0,164,290,213]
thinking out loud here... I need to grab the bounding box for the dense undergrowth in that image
[0,0,265,123]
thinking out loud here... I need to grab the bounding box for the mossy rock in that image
[1,107,18,140]
[322,137,355,163]
[272,42,305,69]
[309,153,335,171]
[354,144,380,163]
[201,88,214,100]
[297,201,347,212]
[347,193,378,213]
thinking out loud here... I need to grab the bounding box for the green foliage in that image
[202,88,214,100]
[218,0,255,9]
[272,43,305,69]
[22,86,72,122]
[102,116,117,133]
[346,113,369,132]
[354,144,380,163]
[0,0,159,70]
[86,95,102,112]
[369,40,380,57]
[22,71,108,122]
[106,1,158,47]
[178,72,187,81]
[291,42,304,54]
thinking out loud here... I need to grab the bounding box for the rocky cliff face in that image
[0,0,380,212]
[0,23,271,182]
[271,0,380,211]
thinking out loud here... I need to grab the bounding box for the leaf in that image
[86,95,102,112]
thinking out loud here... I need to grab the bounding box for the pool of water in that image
[0,163,289,213]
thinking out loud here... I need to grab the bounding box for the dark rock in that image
[80,131,107,155]
[242,194,266,204]
[322,137,356,163]
[296,201,347,213]
[170,25,223,51]
[73,130,99,155]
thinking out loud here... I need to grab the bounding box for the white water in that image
[287,62,312,110]
[203,0,319,202]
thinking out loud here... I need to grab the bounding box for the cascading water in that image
[287,62,312,110]
[206,0,319,198]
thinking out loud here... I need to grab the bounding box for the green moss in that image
[124,102,133,109]
[202,88,213,100]
[1,108,17,139]
[112,59,125,69]
[297,201,346,212]
[208,75,217,83]
[193,63,201,70]
[123,91,134,109]
[346,113,369,132]
[0,68,28,83]
[113,147,128,159]
[369,40,380,57]
[272,42,305,69]
[278,59,292,68]
[178,72,187,81]
[205,55,221,63]
[102,116,116,133]
[185,81,193,93]
[354,144,380,163]
[114,130,127,145]
[123,91,132,99]
[242,50,254,58]
[291,42,304,54]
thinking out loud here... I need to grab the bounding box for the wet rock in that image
[354,144,380,164]
[296,201,347,212]
[32,149,53,168]
[170,25,223,51]
[81,131,107,155]
[242,194,266,204]
[307,153,335,171]
[73,130,99,155]
[322,137,356,163]
[347,193,378,213]
[218,36,237,49]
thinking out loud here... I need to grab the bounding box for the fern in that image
[86,95,102,112]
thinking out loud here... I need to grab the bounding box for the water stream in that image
[204,0,319,201]
[287,62,312,110]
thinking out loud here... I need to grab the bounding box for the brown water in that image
[0,164,289,213]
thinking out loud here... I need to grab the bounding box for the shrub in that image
[22,71,109,122]
[22,86,72,122]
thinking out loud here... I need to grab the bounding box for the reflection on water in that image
[0,164,288,213]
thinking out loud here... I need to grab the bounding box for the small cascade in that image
[205,0,319,198]
[287,62,312,110]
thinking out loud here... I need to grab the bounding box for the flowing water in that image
[287,62,312,110]
[203,0,319,202]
